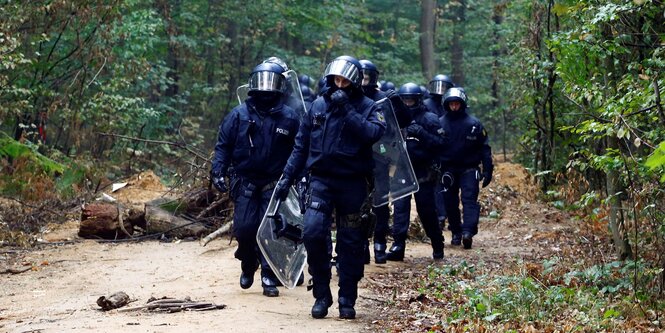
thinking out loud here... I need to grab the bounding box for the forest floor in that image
[0,161,606,333]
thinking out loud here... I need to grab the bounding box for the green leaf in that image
[645,141,665,170]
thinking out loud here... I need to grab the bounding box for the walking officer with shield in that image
[210,61,300,297]
[385,83,447,261]
[273,55,386,319]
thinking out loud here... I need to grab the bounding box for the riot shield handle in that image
[269,199,303,247]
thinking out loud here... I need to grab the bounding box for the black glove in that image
[405,123,424,137]
[385,89,398,100]
[274,178,292,201]
[482,171,492,188]
[385,89,402,105]
[211,170,228,193]
[330,89,349,105]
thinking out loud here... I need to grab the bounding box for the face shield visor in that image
[429,80,453,96]
[248,71,286,94]
[324,59,360,86]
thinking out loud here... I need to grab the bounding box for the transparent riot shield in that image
[236,70,306,119]
[256,185,306,289]
[372,98,419,207]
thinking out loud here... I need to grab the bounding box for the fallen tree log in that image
[79,203,134,239]
[144,204,208,238]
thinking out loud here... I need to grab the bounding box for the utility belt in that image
[232,175,279,198]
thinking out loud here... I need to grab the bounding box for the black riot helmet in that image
[301,85,314,102]
[359,59,379,88]
[398,82,423,108]
[298,74,312,88]
[384,81,396,91]
[442,87,468,112]
[428,74,454,96]
[262,56,289,72]
[324,55,363,88]
[248,62,286,95]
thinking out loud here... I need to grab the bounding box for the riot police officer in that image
[438,87,493,249]
[385,83,446,261]
[424,74,454,230]
[274,55,386,319]
[358,59,388,264]
[210,62,300,297]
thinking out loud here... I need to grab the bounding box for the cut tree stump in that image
[79,203,134,239]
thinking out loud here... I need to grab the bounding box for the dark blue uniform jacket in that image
[283,91,386,179]
[212,97,300,184]
[438,110,492,171]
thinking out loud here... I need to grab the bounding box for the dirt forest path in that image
[1,161,576,332]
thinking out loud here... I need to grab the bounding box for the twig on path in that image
[115,299,226,313]
[0,266,32,274]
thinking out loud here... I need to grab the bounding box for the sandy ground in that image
[1,162,573,332]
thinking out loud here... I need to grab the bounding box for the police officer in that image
[385,83,447,261]
[358,59,388,264]
[438,87,493,249]
[210,62,300,297]
[424,74,454,230]
[273,55,386,319]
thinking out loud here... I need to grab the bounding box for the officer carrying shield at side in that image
[385,82,447,261]
[358,59,387,264]
[438,87,493,249]
[358,59,411,264]
[210,61,300,297]
[424,74,454,231]
[273,55,386,319]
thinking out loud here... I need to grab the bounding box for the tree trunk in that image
[492,1,506,160]
[450,0,466,86]
[605,138,632,259]
[156,0,180,98]
[420,0,436,80]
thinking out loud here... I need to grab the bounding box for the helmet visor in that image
[324,59,360,84]
[249,71,285,93]
[429,80,452,96]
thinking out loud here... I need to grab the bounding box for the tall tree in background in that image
[420,0,436,80]
[450,0,466,86]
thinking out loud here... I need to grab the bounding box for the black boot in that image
[240,271,254,289]
[261,276,279,297]
[373,243,387,264]
[432,241,444,260]
[311,297,333,319]
[239,261,258,289]
[363,243,371,265]
[451,233,462,246]
[338,297,356,319]
[385,244,405,261]
[462,232,473,249]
